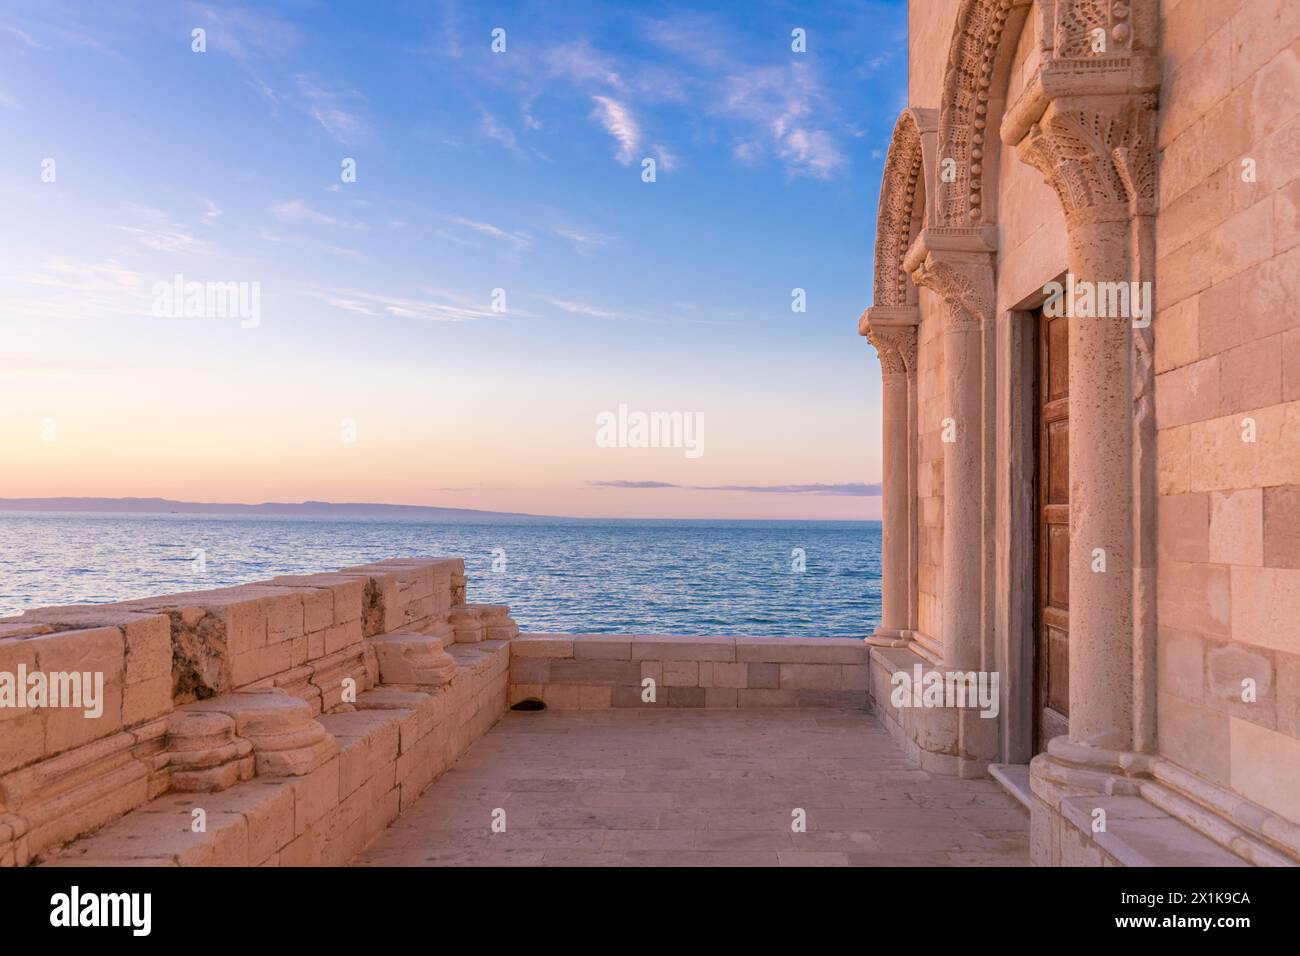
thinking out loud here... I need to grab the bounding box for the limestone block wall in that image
[510,634,868,710]
[0,557,519,866]
[1152,0,1300,831]
[916,292,946,644]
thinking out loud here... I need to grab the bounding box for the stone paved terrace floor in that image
[354,708,1030,866]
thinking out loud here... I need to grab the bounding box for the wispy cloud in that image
[436,214,531,252]
[117,203,201,254]
[590,95,640,165]
[592,481,882,496]
[550,225,610,256]
[540,296,623,319]
[295,75,369,145]
[5,25,49,50]
[642,15,729,71]
[479,110,525,157]
[719,63,845,180]
[3,259,153,321]
[187,3,299,61]
[245,72,280,110]
[535,295,742,327]
[651,143,677,172]
[271,199,367,232]
[435,0,462,60]
[642,14,851,180]
[259,228,365,260]
[310,285,507,323]
[200,199,223,225]
[547,42,625,90]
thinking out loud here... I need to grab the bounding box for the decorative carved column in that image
[1017,93,1157,753]
[863,313,918,645]
[910,242,995,672]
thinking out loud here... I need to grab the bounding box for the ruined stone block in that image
[162,710,254,793]
[368,630,457,687]
[185,689,337,777]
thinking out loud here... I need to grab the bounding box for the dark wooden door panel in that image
[1035,308,1070,753]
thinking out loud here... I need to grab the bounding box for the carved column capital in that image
[1016,93,1157,223]
[911,250,995,331]
[866,324,917,375]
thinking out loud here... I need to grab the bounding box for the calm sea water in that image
[0,513,881,638]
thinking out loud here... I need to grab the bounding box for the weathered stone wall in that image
[1152,0,1300,828]
[910,0,963,108]
[0,558,519,866]
[510,634,868,710]
[916,293,946,644]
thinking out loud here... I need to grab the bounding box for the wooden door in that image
[1034,308,1070,751]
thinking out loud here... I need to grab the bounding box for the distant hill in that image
[0,497,541,520]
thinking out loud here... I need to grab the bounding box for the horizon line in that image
[0,495,883,523]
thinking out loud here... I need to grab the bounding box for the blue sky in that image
[0,0,907,519]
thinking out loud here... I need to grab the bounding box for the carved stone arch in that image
[934,0,1038,227]
[872,107,937,309]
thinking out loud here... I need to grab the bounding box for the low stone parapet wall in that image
[4,579,874,866]
[510,634,869,710]
[0,558,518,867]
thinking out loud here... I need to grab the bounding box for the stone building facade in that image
[861,0,1299,864]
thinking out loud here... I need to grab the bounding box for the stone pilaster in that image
[862,311,918,645]
[910,243,995,673]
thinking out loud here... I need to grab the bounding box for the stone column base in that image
[865,643,998,779]
[1028,739,1296,867]
[865,626,909,645]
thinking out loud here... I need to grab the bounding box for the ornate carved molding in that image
[1052,0,1156,60]
[873,111,927,308]
[935,1,1158,227]
[910,251,995,331]
[866,324,917,375]
[896,330,918,374]
[935,0,1033,227]
[1017,93,1156,221]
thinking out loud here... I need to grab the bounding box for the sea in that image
[0,513,881,638]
